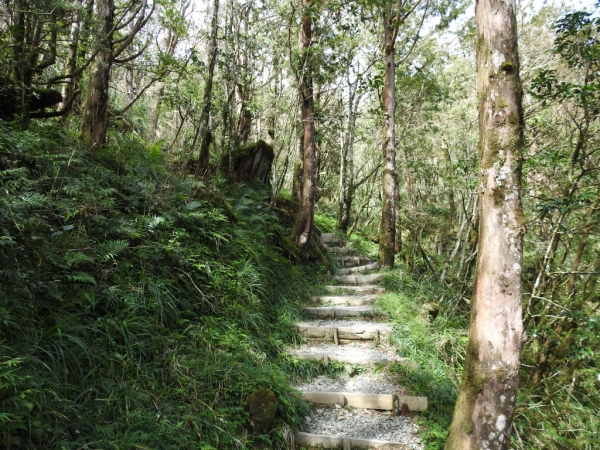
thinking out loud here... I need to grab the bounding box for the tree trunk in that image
[292,0,317,254]
[445,0,524,448]
[196,0,220,172]
[378,11,397,269]
[81,0,114,149]
[59,0,83,120]
[337,79,359,234]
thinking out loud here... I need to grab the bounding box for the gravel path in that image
[294,373,399,395]
[292,235,425,449]
[303,406,423,449]
[292,341,400,360]
[297,319,392,329]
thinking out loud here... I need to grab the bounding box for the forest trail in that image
[290,234,427,449]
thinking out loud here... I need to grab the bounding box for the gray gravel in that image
[295,373,398,395]
[303,406,423,449]
[292,341,400,360]
[297,319,392,329]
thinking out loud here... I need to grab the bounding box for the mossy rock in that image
[421,302,439,322]
[247,388,277,435]
[223,140,275,184]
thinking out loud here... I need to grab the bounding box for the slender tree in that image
[445,0,524,447]
[195,0,220,171]
[378,5,399,268]
[293,0,318,253]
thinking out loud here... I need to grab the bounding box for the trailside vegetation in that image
[0,0,599,448]
[0,122,318,448]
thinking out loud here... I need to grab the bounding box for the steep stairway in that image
[291,233,426,449]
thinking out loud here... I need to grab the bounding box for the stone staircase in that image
[291,233,425,449]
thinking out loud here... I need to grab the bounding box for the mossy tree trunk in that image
[378,9,397,269]
[445,0,524,448]
[81,0,152,150]
[81,0,114,149]
[195,0,220,172]
[292,0,317,255]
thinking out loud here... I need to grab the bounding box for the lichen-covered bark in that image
[378,12,397,269]
[445,0,524,448]
[196,0,220,172]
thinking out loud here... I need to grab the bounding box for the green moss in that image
[500,61,515,73]
[491,186,505,207]
[247,389,277,434]
[461,340,485,431]
[481,130,501,170]
[497,97,507,108]
[280,235,301,261]
[508,112,519,125]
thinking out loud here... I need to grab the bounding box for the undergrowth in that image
[377,270,465,449]
[0,122,324,448]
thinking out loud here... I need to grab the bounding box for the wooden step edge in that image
[333,274,384,285]
[323,285,386,294]
[294,432,412,449]
[303,306,375,318]
[288,351,420,371]
[300,392,428,412]
[326,247,358,255]
[339,263,381,275]
[296,325,393,342]
[310,295,378,306]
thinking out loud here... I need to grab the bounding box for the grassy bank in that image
[0,123,326,448]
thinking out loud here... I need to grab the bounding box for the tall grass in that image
[0,122,320,448]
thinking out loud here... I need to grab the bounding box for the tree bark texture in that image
[196,0,220,171]
[445,0,524,448]
[292,0,317,254]
[81,0,114,149]
[378,12,397,269]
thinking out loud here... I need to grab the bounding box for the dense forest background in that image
[0,0,599,448]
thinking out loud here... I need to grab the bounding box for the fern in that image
[95,240,129,261]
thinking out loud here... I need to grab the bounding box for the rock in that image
[247,388,277,434]
[421,302,439,322]
[226,140,274,184]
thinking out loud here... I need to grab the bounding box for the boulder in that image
[247,388,277,435]
[227,140,274,184]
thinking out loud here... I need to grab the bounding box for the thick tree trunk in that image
[292,0,317,254]
[81,0,114,149]
[196,0,220,172]
[378,12,397,269]
[445,0,524,448]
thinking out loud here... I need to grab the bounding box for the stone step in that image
[300,392,428,412]
[327,246,358,255]
[295,432,412,449]
[296,322,392,344]
[321,233,344,246]
[333,274,384,285]
[289,350,397,367]
[335,256,373,267]
[311,294,379,306]
[339,262,380,275]
[324,285,386,295]
[303,306,374,318]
